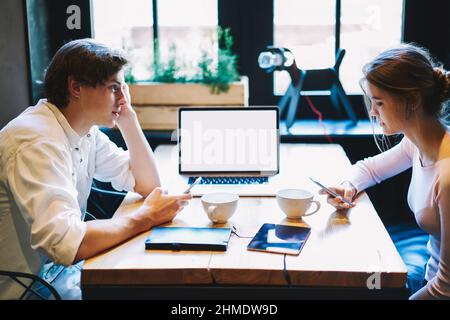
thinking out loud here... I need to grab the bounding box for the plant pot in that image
[128,77,248,130]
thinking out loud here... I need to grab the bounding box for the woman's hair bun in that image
[433,67,450,103]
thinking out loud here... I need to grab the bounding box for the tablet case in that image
[145,227,232,251]
[247,223,311,255]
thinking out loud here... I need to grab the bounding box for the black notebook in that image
[247,223,311,256]
[145,227,232,251]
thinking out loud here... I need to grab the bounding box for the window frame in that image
[91,0,375,104]
[24,0,448,111]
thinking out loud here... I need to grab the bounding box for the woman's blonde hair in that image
[359,43,450,151]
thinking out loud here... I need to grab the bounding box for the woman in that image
[321,44,450,299]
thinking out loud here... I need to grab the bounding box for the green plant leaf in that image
[142,26,240,94]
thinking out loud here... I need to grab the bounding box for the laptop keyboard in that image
[188,177,269,185]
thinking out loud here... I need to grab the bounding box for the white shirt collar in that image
[41,99,92,146]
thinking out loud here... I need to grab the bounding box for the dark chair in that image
[0,270,61,300]
[278,48,358,131]
[1,184,127,299]
[86,180,127,220]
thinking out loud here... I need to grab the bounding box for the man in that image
[0,39,192,299]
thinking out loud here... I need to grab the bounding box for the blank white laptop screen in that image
[179,108,279,174]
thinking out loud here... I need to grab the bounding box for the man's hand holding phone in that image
[136,187,193,231]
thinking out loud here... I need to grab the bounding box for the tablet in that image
[247,223,311,256]
[145,226,232,251]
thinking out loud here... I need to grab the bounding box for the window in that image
[340,0,403,93]
[273,0,403,95]
[92,0,217,81]
[92,0,153,80]
[274,0,335,96]
[91,1,403,97]
[157,0,218,80]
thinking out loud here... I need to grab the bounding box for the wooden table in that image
[81,144,407,299]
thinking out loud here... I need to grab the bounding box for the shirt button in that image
[75,147,79,151]
[72,172,75,176]
[80,158,83,163]
[87,133,91,138]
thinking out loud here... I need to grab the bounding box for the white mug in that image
[201,192,239,223]
[276,188,321,219]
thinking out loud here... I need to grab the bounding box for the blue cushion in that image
[387,224,430,294]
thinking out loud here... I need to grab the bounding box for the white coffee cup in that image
[276,188,321,219]
[201,192,239,223]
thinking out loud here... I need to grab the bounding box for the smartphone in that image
[183,177,202,194]
[308,177,353,206]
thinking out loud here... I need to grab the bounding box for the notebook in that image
[247,223,311,256]
[145,227,232,251]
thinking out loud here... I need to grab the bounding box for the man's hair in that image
[44,38,128,108]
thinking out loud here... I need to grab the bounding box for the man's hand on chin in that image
[115,83,138,130]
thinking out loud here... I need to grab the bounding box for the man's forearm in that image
[73,214,146,262]
[119,117,161,196]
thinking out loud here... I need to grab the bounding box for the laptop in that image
[178,107,280,196]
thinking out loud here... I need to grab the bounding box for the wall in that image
[0,0,30,128]
[26,0,92,104]
[403,0,450,69]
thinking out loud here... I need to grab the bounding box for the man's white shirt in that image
[0,99,135,298]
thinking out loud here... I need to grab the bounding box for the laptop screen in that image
[179,108,279,175]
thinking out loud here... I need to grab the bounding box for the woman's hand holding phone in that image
[317,180,357,209]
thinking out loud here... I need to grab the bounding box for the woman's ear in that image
[406,91,421,108]
[404,91,421,120]
[67,76,82,100]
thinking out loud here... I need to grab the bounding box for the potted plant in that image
[127,27,248,130]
